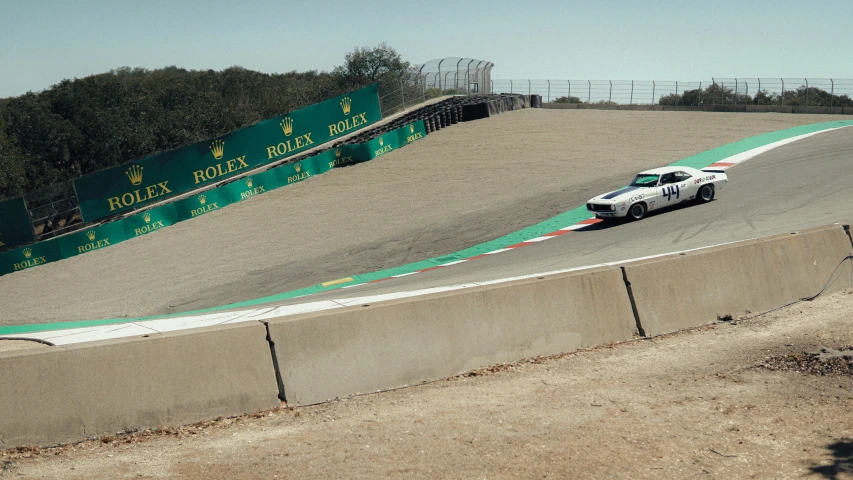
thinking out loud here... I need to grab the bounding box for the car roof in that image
[637,166,700,176]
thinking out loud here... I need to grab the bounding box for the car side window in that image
[673,171,691,183]
[659,173,674,185]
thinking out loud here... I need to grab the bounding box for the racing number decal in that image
[662,185,680,202]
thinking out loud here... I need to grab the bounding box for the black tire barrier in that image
[522,95,531,108]
[461,102,490,121]
[531,94,541,108]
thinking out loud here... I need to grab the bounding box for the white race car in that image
[586,166,728,221]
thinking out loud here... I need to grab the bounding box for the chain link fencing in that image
[491,78,853,106]
[377,57,495,118]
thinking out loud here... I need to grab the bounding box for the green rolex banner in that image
[396,120,427,146]
[272,156,319,187]
[311,149,335,175]
[0,238,61,275]
[328,143,369,169]
[366,131,400,160]
[226,169,280,204]
[174,186,232,222]
[57,221,128,259]
[122,203,179,239]
[75,84,381,223]
[0,197,35,251]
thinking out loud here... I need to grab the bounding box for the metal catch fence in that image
[491,78,853,106]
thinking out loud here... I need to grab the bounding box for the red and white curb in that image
[2,125,849,346]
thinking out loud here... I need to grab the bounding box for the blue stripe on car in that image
[601,186,640,200]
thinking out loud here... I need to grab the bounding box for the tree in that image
[332,43,411,93]
[0,115,28,200]
[0,44,419,200]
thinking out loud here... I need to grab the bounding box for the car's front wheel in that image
[627,202,647,221]
[697,184,715,203]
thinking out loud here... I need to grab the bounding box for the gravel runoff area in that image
[2,110,851,325]
[5,289,853,478]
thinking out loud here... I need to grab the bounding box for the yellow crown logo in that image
[335,148,342,158]
[340,97,352,115]
[143,212,151,224]
[294,163,302,173]
[410,124,415,133]
[246,178,253,188]
[199,194,206,205]
[280,117,294,136]
[126,165,144,186]
[23,248,32,259]
[379,137,384,146]
[210,140,225,160]
[86,230,96,241]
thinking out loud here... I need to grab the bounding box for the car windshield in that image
[630,174,659,187]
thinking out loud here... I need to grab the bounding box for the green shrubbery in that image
[659,83,853,107]
[0,44,413,200]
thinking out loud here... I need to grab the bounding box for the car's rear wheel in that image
[628,202,647,221]
[697,184,715,203]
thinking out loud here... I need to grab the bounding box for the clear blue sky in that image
[2,0,851,98]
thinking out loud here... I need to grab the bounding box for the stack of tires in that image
[284,93,541,163]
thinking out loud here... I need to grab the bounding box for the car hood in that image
[588,185,648,203]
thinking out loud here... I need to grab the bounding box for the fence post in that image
[630,80,633,105]
[568,80,571,100]
[711,78,716,106]
[676,81,679,106]
[466,59,474,94]
[437,59,444,92]
[698,81,702,107]
[721,82,725,104]
[510,79,513,94]
[744,82,748,106]
[652,81,655,105]
[588,80,591,103]
[757,78,761,105]
[400,75,406,109]
[831,79,834,107]
[734,78,738,101]
[527,79,530,95]
[805,78,809,106]
[491,80,494,94]
[455,59,463,91]
[609,80,612,103]
[547,80,550,103]
[418,65,425,100]
[780,78,785,106]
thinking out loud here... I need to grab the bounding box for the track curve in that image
[1,111,851,328]
[265,126,853,306]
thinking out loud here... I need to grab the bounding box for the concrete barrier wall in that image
[0,322,280,448]
[5,224,853,448]
[267,266,637,405]
[622,224,853,337]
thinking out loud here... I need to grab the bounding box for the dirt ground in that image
[4,289,853,479]
[1,110,850,326]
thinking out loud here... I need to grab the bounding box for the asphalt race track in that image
[262,126,853,308]
[2,112,851,327]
